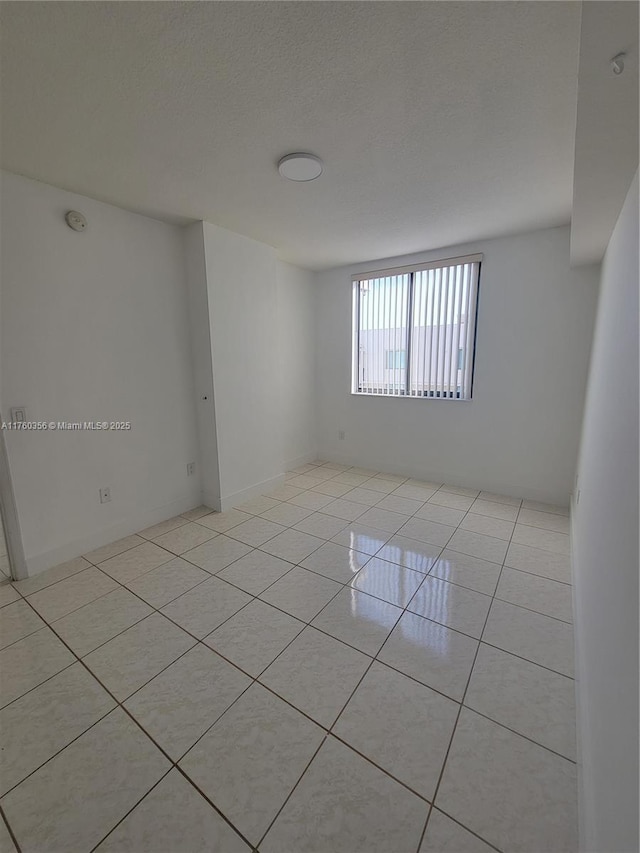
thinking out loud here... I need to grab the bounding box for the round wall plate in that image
[65,210,87,231]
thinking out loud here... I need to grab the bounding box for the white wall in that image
[183,222,221,510]
[0,172,201,574]
[201,223,283,507]
[315,226,600,504]
[276,260,317,468]
[572,171,639,853]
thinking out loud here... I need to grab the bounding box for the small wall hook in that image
[611,53,626,75]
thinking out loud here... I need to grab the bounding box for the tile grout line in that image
[414,495,523,853]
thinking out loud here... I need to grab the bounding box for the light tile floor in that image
[0,461,576,852]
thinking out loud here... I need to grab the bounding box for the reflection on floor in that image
[0,461,575,852]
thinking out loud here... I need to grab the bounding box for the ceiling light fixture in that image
[278,153,323,182]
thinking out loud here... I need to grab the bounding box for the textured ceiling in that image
[1,2,582,270]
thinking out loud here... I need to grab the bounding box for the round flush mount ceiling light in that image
[277,153,323,182]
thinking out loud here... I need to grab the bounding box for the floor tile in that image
[53,587,153,656]
[0,817,17,853]
[265,484,305,501]
[334,661,458,799]
[161,576,251,638]
[260,735,427,853]
[138,515,189,540]
[26,567,118,622]
[465,644,576,759]
[224,516,286,547]
[294,512,349,539]
[350,557,424,608]
[181,535,252,574]
[312,588,402,656]
[1,709,169,853]
[321,498,368,522]
[310,479,354,497]
[195,508,252,533]
[0,584,20,609]
[469,498,519,522]
[512,524,570,555]
[447,529,508,564]
[374,471,406,483]
[180,504,214,521]
[330,523,390,555]
[504,542,572,583]
[439,484,480,498]
[496,567,573,622]
[436,708,577,852]
[408,577,492,639]
[204,599,304,677]
[260,626,370,727]
[341,487,384,507]
[288,473,325,489]
[99,542,173,584]
[260,567,342,621]
[430,550,501,595]
[125,557,210,608]
[152,522,217,555]
[331,471,371,486]
[428,492,474,511]
[375,535,442,573]
[376,494,424,516]
[0,628,75,708]
[84,535,146,565]
[378,611,478,701]
[521,499,569,517]
[398,517,455,547]
[0,600,45,650]
[349,467,380,477]
[364,477,398,494]
[420,809,495,853]
[259,529,325,563]
[181,683,325,845]
[83,612,196,700]
[357,507,409,533]
[303,466,338,481]
[287,490,334,510]
[95,769,250,852]
[235,495,281,515]
[124,644,250,760]
[216,550,293,595]
[300,542,370,583]
[517,508,570,533]
[13,556,92,596]
[0,663,115,796]
[483,599,574,676]
[415,503,466,527]
[459,512,514,541]
[393,483,437,501]
[477,491,521,507]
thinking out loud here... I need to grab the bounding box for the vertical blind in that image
[352,254,481,400]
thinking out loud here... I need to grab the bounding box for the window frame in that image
[351,253,482,401]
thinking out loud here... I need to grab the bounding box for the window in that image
[352,253,481,400]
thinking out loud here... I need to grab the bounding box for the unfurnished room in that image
[0,2,638,852]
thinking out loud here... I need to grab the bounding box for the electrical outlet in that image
[338,430,345,440]
[187,462,195,476]
[99,487,111,504]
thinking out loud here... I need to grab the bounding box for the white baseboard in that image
[25,490,202,577]
[219,473,286,512]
